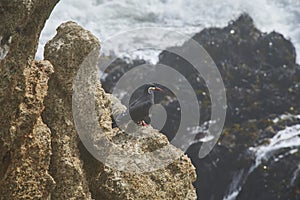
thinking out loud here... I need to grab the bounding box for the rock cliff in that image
[0,1,197,200]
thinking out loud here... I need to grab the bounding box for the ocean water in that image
[37,2,300,199]
[38,0,300,63]
[224,116,300,200]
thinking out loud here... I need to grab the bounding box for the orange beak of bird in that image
[154,86,164,92]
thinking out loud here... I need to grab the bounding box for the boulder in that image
[43,21,197,199]
[0,2,197,199]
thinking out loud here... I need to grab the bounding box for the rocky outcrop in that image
[80,127,197,199]
[42,21,98,200]
[0,60,54,199]
[0,0,59,138]
[0,1,58,199]
[43,21,197,200]
[181,14,300,200]
[101,14,300,200]
[160,14,300,125]
[0,2,197,199]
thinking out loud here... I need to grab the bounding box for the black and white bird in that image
[115,83,164,127]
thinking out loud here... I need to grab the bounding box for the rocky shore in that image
[1,1,299,200]
[0,1,196,199]
[102,14,300,200]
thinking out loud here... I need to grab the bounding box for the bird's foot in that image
[138,120,148,126]
[142,120,149,126]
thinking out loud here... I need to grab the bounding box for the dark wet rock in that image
[238,150,300,200]
[159,13,300,124]
[173,13,300,200]
[193,115,300,200]
[101,58,146,93]
[101,13,300,200]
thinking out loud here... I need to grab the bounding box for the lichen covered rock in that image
[0,1,59,198]
[43,21,99,200]
[44,21,197,200]
[0,2,197,199]
[0,59,55,199]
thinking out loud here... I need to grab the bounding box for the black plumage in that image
[115,83,163,126]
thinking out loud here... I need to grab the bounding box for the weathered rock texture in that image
[42,21,101,200]
[43,21,197,200]
[0,1,58,199]
[0,1,197,199]
[0,60,55,199]
[0,0,59,139]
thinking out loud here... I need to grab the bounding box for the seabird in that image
[115,83,164,127]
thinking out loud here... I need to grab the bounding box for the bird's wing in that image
[129,94,152,109]
[129,95,143,108]
[129,99,152,115]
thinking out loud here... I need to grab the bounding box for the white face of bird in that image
[148,86,156,94]
[148,86,164,94]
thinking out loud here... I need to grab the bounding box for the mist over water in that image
[39,0,300,63]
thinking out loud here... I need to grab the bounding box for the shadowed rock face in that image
[0,2,197,199]
[159,13,300,125]
[159,13,300,200]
